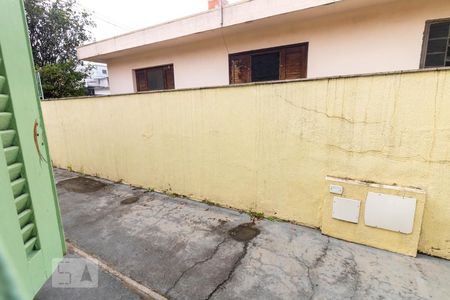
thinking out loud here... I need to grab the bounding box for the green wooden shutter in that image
[0,1,65,299]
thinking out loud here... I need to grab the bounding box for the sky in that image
[77,0,241,42]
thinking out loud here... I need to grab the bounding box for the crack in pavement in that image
[349,250,360,300]
[308,238,330,300]
[291,256,314,297]
[205,241,249,300]
[291,238,330,300]
[296,240,360,300]
[165,236,228,295]
[144,205,181,228]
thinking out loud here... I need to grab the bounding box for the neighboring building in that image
[84,63,110,95]
[77,0,450,95]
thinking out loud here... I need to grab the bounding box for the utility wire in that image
[74,2,133,31]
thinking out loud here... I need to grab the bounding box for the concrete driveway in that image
[37,169,450,300]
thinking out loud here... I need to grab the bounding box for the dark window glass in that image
[251,52,280,82]
[422,20,450,68]
[429,22,450,39]
[148,68,164,90]
[426,53,446,67]
[427,38,448,53]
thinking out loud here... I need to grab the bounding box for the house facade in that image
[78,0,450,94]
[84,63,110,95]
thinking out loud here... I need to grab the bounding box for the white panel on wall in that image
[329,184,344,195]
[365,192,417,234]
[332,197,361,223]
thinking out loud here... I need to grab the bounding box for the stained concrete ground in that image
[35,254,140,300]
[37,168,450,300]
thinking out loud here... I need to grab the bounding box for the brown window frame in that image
[134,64,175,92]
[228,42,308,84]
[420,18,450,69]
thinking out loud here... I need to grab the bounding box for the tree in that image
[24,0,94,98]
[39,61,86,98]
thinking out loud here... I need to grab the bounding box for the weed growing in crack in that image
[248,210,264,220]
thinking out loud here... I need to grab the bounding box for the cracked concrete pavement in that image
[40,168,450,299]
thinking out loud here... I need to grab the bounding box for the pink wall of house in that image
[103,0,450,94]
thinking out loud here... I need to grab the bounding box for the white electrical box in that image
[329,184,344,195]
[364,192,417,234]
[332,196,361,223]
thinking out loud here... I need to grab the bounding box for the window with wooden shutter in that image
[421,19,450,68]
[280,44,308,80]
[229,54,251,84]
[229,43,308,84]
[135,64,175,92]
[136,70,148,91]
[164,64,175,89]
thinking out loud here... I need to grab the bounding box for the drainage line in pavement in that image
[67,241,167,300]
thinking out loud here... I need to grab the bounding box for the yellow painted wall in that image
[42,69,450,259]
